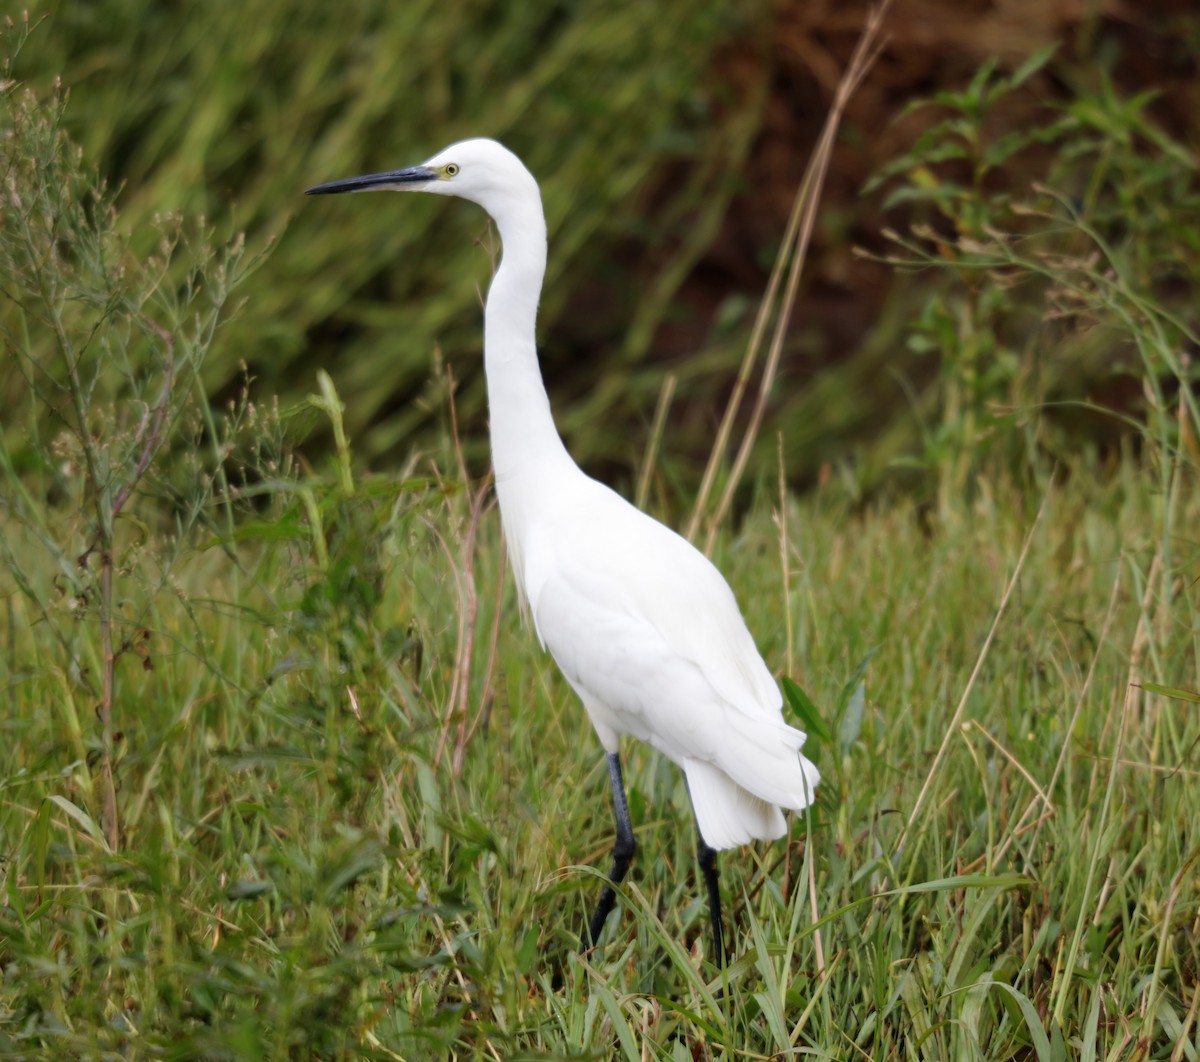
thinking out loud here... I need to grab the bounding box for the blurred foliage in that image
[3,0,1199,503]
[861,46,1200,506]
[13,0,767,479]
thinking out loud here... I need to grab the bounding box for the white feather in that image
[522,475,819,848]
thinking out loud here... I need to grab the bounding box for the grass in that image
[4,11,1200,1060]
[4,451,1199,1057]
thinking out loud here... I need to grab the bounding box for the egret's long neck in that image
[484,197,573,494]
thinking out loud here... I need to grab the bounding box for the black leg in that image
[682,777,729,968]
[697,836,727,967]
[586,751,636,949]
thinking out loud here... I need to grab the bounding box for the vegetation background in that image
[2,0,1199,1057]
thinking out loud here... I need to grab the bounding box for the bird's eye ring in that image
[444,163,460,177]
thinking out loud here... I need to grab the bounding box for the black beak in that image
[305,165,438,196]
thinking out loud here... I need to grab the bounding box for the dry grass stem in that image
[690,0,893,549]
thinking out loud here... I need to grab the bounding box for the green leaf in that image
[227,879,275,900]
[591,972,643,1062]
[839,679,866,755]
[321,835,384,900]
[45,795,109,852]
[964,56,1000,109]
[899,873,1029,895]
[966,979,1054,1062]
[24,800,52,898]
[881,182,968,213]
[983,129,1036,172]
[1138,682,1200,705]
[837,646,879,713]
[515,928,540,974]
[1009,43,1059,91]
[782,676,833,744]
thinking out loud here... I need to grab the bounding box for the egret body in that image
[307,139,819,961]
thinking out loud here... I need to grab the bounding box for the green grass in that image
[4,11,1200,1059]
[4,447,1199,1057]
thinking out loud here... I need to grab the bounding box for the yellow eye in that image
[444,162,460,177]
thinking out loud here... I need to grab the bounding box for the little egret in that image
[307,139,819,962]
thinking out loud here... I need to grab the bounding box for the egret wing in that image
[523,479,795,742]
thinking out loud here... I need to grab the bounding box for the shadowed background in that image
[12,0,1199,498]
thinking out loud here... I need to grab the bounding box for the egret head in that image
[305,138,539,223]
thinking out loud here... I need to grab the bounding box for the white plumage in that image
[307,137,819,956]
[523,476,818,848]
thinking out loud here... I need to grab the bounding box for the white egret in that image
[306,139,819,962]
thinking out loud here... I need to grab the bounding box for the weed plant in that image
[3,22,1200,1062]
[860,47,1200,506]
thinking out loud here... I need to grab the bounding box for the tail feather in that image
[685,759,787,849]
[682,715,820,850]
[709,714,821,813]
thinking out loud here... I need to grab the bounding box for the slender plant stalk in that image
[1000,569,1123,864]
[634,372,677,511]
[95,558,118,851]
[685,141,804,542]
[776,434,794,678]
[433,362,491,774]
[898,478,1052,852]
[459,531,506,768]
[688,0,892,547]
[443,480,488,776]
